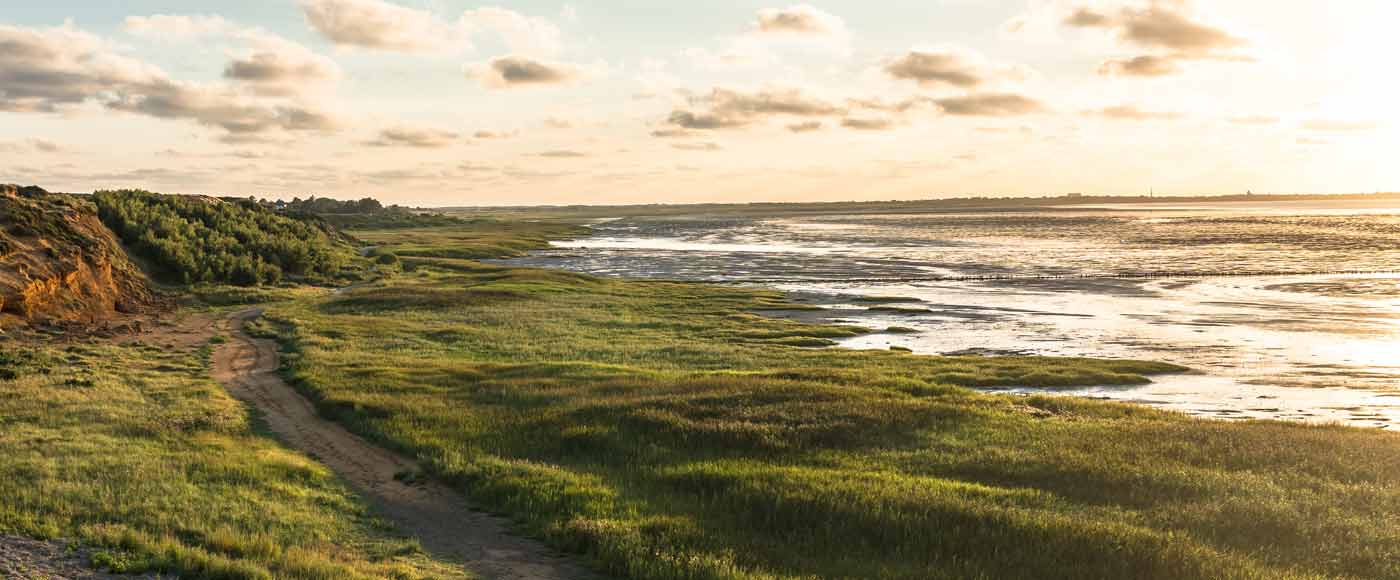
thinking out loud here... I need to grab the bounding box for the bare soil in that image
[0,536,156,580]
[212,309,600,580]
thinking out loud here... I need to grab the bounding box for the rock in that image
[0,185,157,329]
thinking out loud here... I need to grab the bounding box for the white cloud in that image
[465,55,597,89]
[0,22,341,136]
[298,0,464,53]
[365,126,461,148]
[754,5,847,37]
[224,31,343,96]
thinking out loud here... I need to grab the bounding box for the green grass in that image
[0,328,466,579]
[350,220,589,262]
[249,226,1400,579]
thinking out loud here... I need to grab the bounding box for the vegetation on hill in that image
[0,321,464,579]
[278,196,388,215]
[248,224,1400,580]
[93,190,357,286]
[266,195,467,230]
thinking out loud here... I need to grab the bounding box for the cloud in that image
[298,0,462,53]
[661,86,1041,133]
[0,24,160,113]
[465,55,588,88]
[535,150,588,158]
[705,87,844,117]
[755,5,846,36]
[224,32,342,96]
[124,14,232,40]
[1065,4,1246,54]
[365,126,460,148]
[666,110,748,130]
[1089,104,1183,121]
[1098,54,1180,77]
[1063,7,1112,28]
[1061,2,1252,77]
[883,49,987,87]
[31,139,62,153]
[0,23,341,136]
[543,117,575,128]
[106,82,343,134]
[358,162,499,183]
[0,139,63,153]
[671,142,722,151]
[651,127,704,138]
[935,94,1044,116]
[1302,119,1380,132]
[686,5,849,72]
[473,130,517,139]
[460,7,562,56]
[841,117,896,131]
[662,88,841,132]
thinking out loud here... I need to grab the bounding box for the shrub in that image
[93,190,355,287]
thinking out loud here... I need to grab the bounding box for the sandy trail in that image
[212,309,600,580]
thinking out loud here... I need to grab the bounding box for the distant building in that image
[1065,193,1083,198]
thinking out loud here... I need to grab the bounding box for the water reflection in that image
[504,202,1400,428]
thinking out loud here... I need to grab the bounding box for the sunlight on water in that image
[508,201,1400,428]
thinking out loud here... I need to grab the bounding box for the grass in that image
[0,322,466,579]
[350,220,589,261]
[249,223,1400,579]
[8,209,1400,579]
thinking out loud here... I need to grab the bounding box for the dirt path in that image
[211,309,601,580]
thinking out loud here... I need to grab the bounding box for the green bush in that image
[93,190,356,287]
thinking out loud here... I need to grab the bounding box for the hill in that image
[0,185,155,330]
[93,190,358,286]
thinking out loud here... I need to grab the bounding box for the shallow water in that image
[505,200,1400,428]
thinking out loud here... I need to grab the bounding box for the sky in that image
[1,0,1396,207]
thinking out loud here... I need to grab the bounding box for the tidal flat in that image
[508,199,1400,429]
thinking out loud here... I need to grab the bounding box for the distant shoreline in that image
[446,191,1400,219]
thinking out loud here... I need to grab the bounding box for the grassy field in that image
[0,315,466,579]
[252,224,1400,579]
[349,220,589,262]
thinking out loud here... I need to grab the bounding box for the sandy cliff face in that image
[0,185,154,329]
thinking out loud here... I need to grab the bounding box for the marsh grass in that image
[0,334,466,579]
[257,225,1400,579]
[350,221,589,261]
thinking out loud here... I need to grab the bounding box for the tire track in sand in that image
[211,309,601,580]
